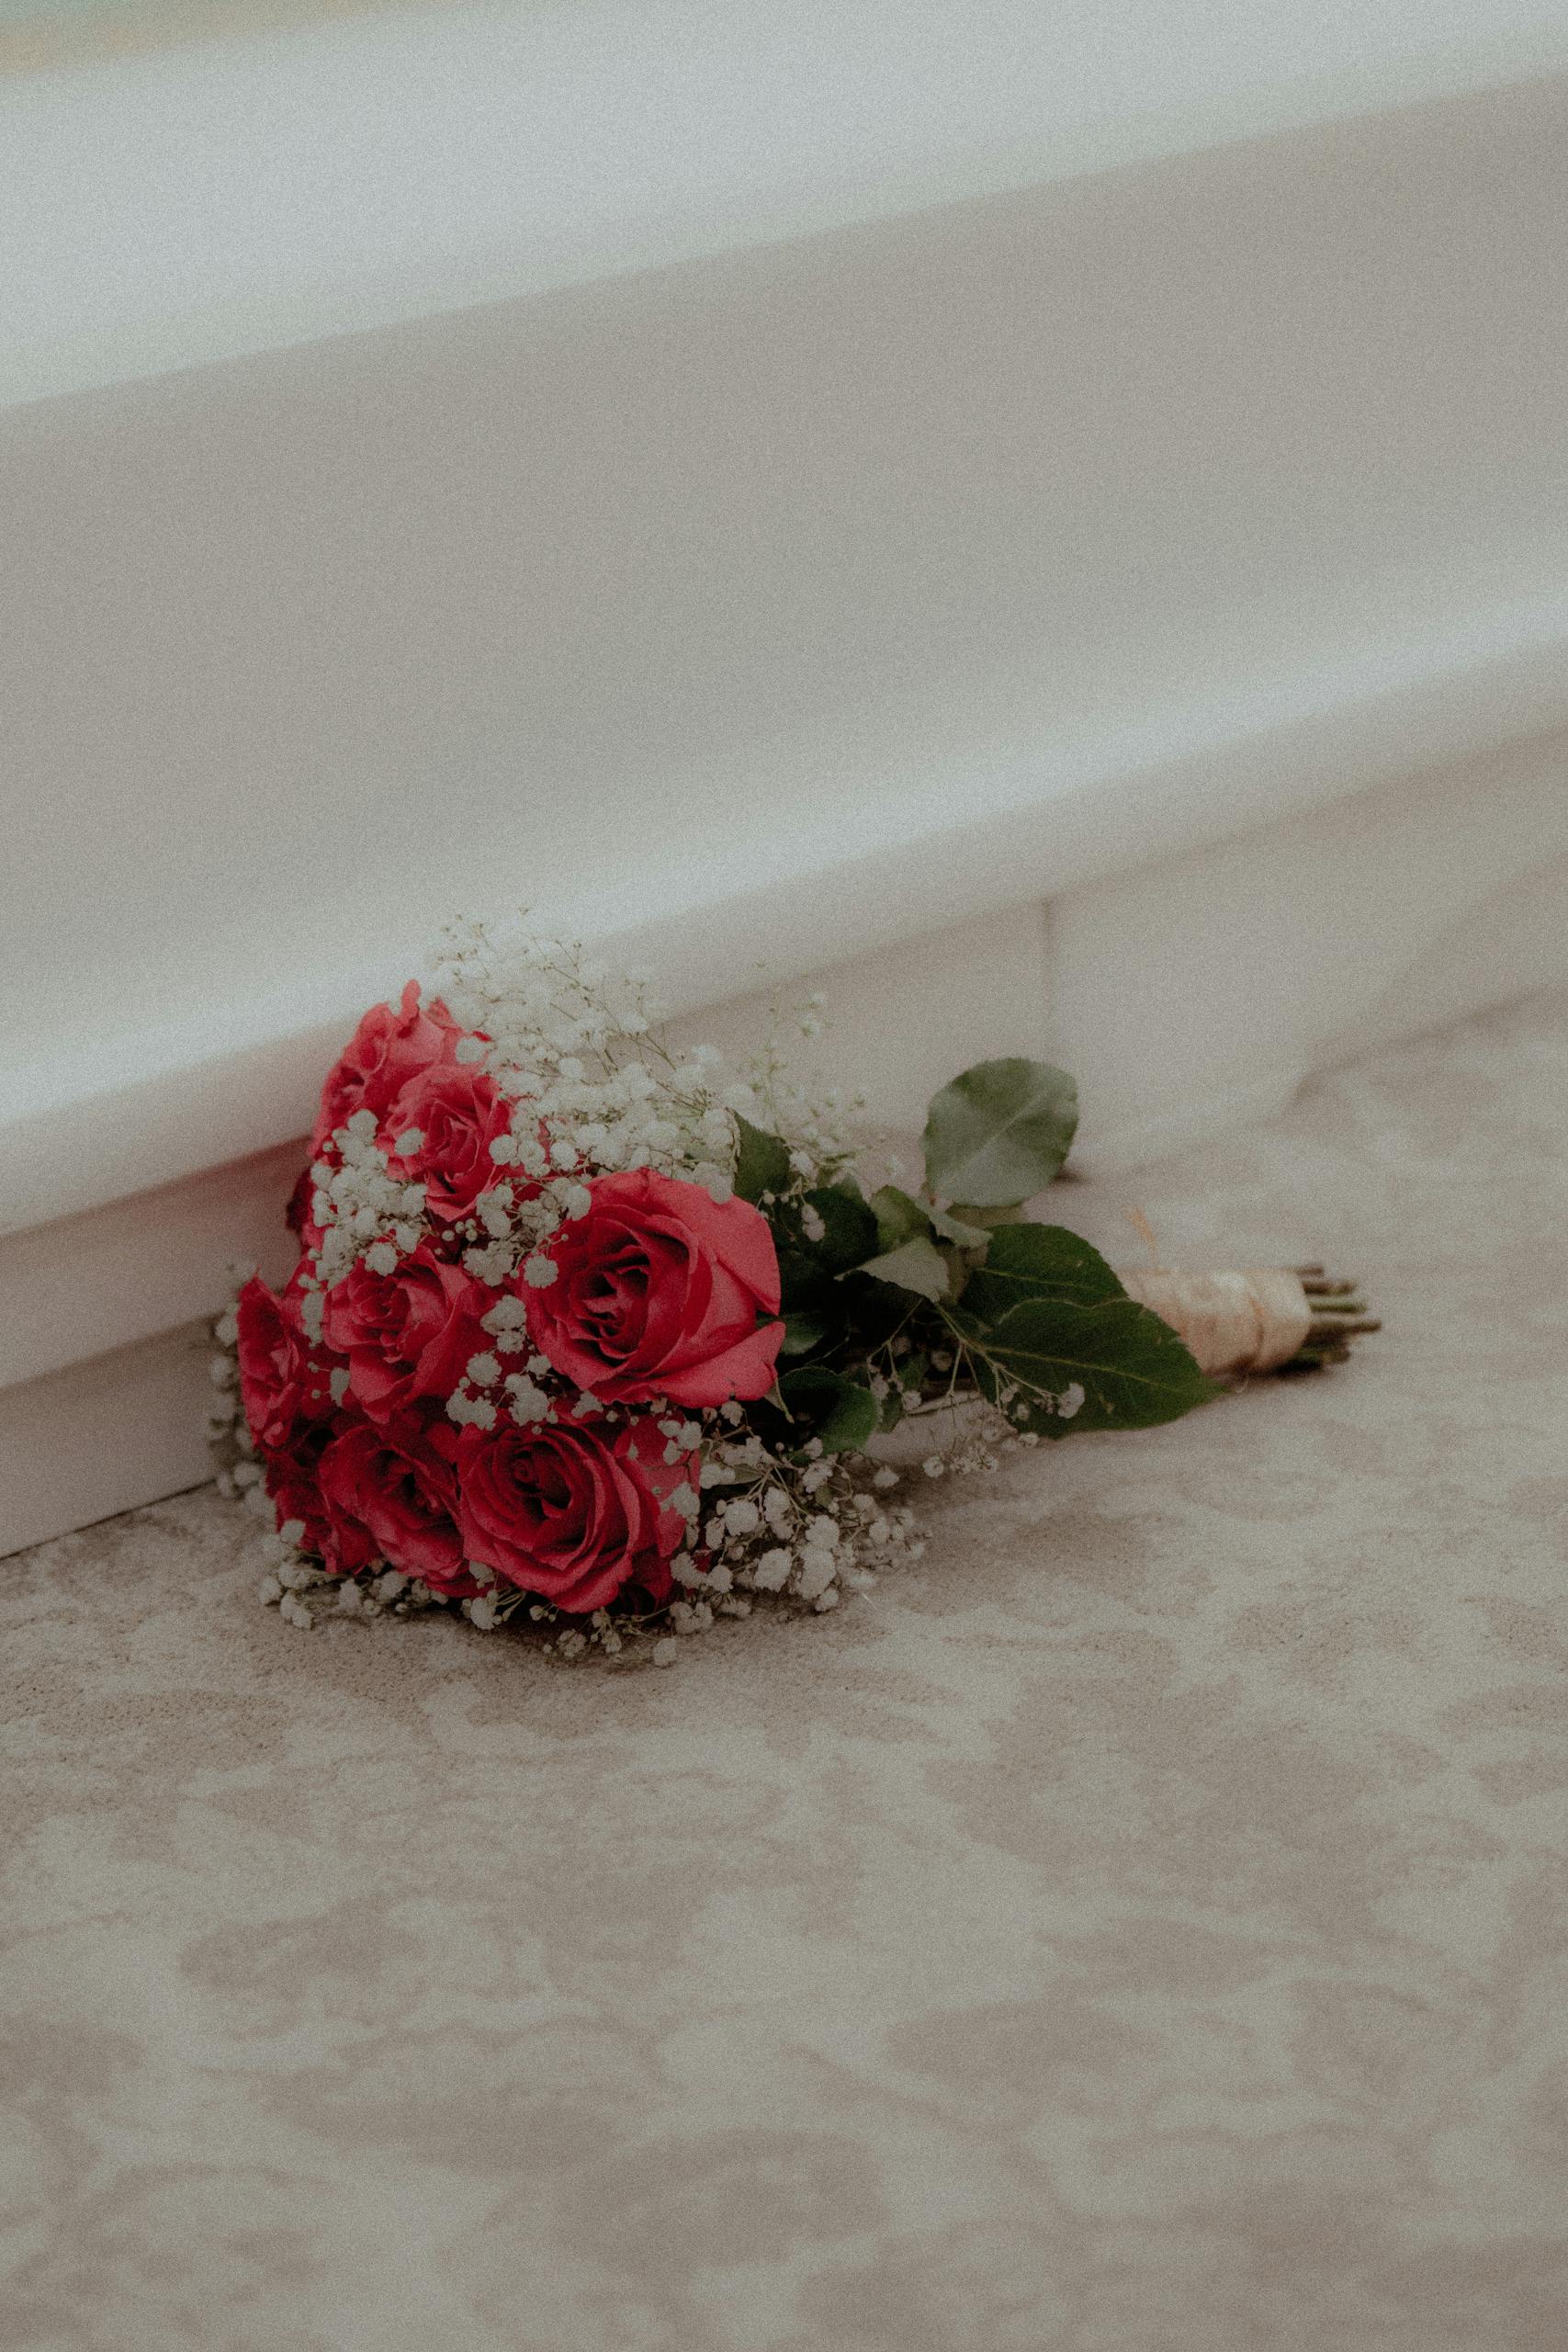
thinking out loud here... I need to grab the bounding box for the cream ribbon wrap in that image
[1118,1268,1312,1376]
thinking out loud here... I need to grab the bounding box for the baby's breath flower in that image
[795,1552,837,1600]
[751,1548,793,1592]
[504,1375,552,1426]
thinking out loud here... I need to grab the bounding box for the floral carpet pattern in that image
[3,989,1567,2350]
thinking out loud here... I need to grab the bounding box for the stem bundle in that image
[1119,1265,1379,1378]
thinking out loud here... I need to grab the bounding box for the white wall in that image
[4,4,1568,1548]
[8,0,1565,407]
[7,62,1568,1227]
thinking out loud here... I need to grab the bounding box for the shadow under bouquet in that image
[211,922,1375,1659]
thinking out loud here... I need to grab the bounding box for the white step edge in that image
[6,585,1568,1241]
[5,720,1566,1556]
[6,0,1566,411]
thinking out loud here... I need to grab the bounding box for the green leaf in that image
[777,1366,880,1453]
[779,1308,829,1357]
[855,1236,951,1303]
[963,1223,1127,1325]
[733,1114,793,1204]
[774,1183,879,1317]
[801,1185,881,1274]
[869,1183,931,1252]
[928,1203,993,1249]
[872,1182,990,1254]
[922,1058,1079,1209]
[972,1295,1222,1438]
[776,1251,822,1314]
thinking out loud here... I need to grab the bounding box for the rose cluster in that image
[235,985,784,1618]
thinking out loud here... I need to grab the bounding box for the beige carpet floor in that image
[4,989,1567,2352]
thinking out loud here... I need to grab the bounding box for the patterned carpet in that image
[4,989,1566,2350]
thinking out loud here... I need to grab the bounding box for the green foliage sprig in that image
[736,1057,1220,1458]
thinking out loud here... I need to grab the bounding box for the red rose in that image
[383,1063,511,1224]
[262,1423,335,1559]
[235,1274,335,1453]
[310,980,461,1155]
[525,1168,783,1408]
[320,1248,489,1424]
[456,1412,694,1614]
[316,1420,473,1593]
[284,1165,322,1249]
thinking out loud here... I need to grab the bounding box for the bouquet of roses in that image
[210,922,1374,1659]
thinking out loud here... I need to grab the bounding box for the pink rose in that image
[384,1063,511,1224]
[310,980,461,1155]
[320,1247,490,1424]
[456,1413,694,1614]
[316,1420,473,1592]
[525,1168,783,1408]
[235,1274,335,1453]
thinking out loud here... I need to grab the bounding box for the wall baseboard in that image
[0,1320,216,1560]
[1044,724,1568,1170]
